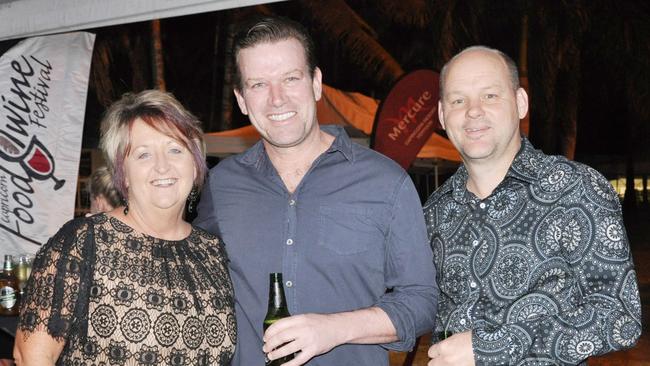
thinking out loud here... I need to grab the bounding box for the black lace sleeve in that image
[17,217,95,342]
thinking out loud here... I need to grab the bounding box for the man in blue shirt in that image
[194,16,438,365]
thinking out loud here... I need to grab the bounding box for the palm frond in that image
[375,0,432,28]
[299,0,404,87]
[90,39,115,107]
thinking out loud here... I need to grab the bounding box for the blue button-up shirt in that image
[195,125,438,366]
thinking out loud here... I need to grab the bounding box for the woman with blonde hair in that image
[14,90,236,365]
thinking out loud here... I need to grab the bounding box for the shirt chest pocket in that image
[318,204,385,255]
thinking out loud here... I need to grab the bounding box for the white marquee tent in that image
[0,0,284,40]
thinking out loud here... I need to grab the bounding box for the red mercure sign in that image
[371,69,440,169]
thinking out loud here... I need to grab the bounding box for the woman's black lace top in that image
[18,213,236,365]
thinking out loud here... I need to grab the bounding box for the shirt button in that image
[470,281,477,288]
[479,202,486,209]
[289,199,296,206]
[472,240,479,247]
[286,239,293,245]
[286,281,293,287]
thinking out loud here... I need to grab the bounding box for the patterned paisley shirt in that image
[423,138,641,365]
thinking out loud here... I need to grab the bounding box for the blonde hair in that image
[99,90,207,200]
[88,166,121,208]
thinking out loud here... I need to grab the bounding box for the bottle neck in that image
[3,256,13,272]
[267,273,288,311]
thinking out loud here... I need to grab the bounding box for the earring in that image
[188,186,198,213]
[123,198,129,215]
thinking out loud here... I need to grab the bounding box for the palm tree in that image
[89,24,150,107]
[83,0,649,168]
[579,0,650,211]
[619,2,650,211]
[527,0,587,159]
[297,0,405,87]
[150,19,166,91]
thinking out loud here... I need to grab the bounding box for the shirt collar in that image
[322,125,355,162]
[236,124,355,169]
[505,137,547,184]
[448,137,542,203]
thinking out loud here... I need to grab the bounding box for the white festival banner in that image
[0,32,95,256]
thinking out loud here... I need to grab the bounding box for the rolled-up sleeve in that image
[375,174,439,351]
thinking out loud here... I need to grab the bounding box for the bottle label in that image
[0,286,17,309]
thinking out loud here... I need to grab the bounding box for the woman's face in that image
[122,118,196,215]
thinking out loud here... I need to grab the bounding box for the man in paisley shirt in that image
[424,46,641,365]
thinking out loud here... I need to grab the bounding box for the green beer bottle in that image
[0,255,20,316]
[263,273,294,365]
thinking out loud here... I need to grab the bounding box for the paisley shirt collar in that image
[449,137,545,203]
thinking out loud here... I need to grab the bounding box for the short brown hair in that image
[99,90,207,200]
[232,15,318,91]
